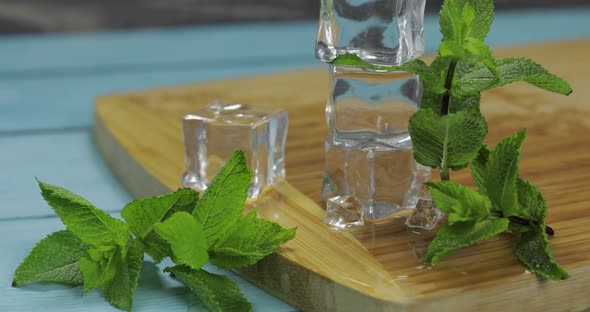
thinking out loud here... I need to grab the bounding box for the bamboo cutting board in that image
[94,39,590,311]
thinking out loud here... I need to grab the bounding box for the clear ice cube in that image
[182,102,288,198]
[405,191,444,231]
[325,195,365,228]
[315,0,426,66]
[322,138,431,221]
[327,65,422,149]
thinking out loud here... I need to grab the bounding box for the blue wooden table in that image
[1,8,589,311]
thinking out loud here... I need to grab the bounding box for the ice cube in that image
[182,102,288,198]
[315,0,426,66]
[325,195,365,228]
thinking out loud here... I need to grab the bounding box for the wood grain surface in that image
[94,39,590,311]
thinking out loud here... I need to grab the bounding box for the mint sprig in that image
[331,0,571,280]
[13,150,296,311]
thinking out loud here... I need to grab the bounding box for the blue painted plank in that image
[0,21,318,75]
[0,131,132,220]
[0,217,295,311]
[0,8,588,74]
[0,61,317,132]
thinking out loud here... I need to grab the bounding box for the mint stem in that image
[439,60,458,182]
[440,60,457,116]
[509,216,555,236]
[440,169,450,181]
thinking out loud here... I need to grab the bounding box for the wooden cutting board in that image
[94,39,590,311]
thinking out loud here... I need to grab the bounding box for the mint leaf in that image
[13,230,90,287]
[103,239,145,312]
[79,246,120,294]
[439,0,494,42]
[165,266,252,312]
[38,181,129,247]
[464,0,494,41]
[426,217,509,265]
[121,188,198,262]
[516,178,546,223]
[210,211,296,269]
[426,181,491,225]
[471,145,490,195]
[514,226,569,280]
[419,90,443,112]
[141,231,172,263]
[331,53,367,67]
[485,130,527,217]
[397,59,446,94]
[193,150,252,247]
[453,57,573,97]
[332,54,446,94]
[409,109,488,170]
[439,0,463,41]
[122,188,199,239]
[439,39,497,75]
[463,37,497,76]
[438,1,496,74]
[154,212,208,270]
[449,94,481,113]
[438,40,466,59]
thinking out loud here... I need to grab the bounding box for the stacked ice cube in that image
[315,0,440,228]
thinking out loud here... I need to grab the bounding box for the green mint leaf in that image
[121,188,198,262]
[461,2,476,36]
[103,239,145,312]
[409,109,488,170]
[465,0,494,40]
[463,37,498,76]
[165,266,252,312]
[516,178,547,223]
[514,226,569,280]
[438,1,496,73]
[438,40,466,59]
[210,211,296,269]
[426,181,491,225]
[419,90,443,112]
[38,181,129,247]
[79,246,120,294]
[193,150,252,247]
[398,59,447,94]
[330,53,367,67]
[13,230,90,287]
[122,188,199,239]
[154,212,208,270]
[450,94,481,113]
[485,130,527,217]
[78,259,101,293]
[141,231,172,263]
[440,0,494,42]
[439,0,462,42]
[439,38,497,76]
[453,57,573,97]
[471,145,490,195]
[426,217,509,265]
[331,54,446,94]
[509,221,531,234]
